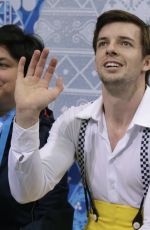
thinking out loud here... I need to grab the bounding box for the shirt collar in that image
[76,86,150,128]
[130,85,150,128]
[76,94,103,121]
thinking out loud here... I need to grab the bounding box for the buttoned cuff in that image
[11,120,40,153]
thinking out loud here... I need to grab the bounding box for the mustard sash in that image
[85,200,139,230]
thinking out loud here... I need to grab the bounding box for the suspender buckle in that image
[133,221,141,230]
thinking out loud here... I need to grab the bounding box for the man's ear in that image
[143,55,150,71]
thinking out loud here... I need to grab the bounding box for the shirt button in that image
[19,155,24,162]
[111,181,115,189]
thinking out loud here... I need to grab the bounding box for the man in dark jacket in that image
[0,24,74,230]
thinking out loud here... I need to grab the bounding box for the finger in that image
[17,57,26,79]
[34,48,49,78]
[48,77,64,101]
[56,77,64,93]
[44,58,58,82]
[26,50,41,77]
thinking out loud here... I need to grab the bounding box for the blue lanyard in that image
[0,110,15,164]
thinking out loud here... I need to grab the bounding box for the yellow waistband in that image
[85,200,139,230]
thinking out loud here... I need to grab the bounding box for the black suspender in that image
[140,128,150,197]
[76,119,150,229]
[75,119,99,221]
[133,127,150,229]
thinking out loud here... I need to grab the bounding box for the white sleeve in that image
[139,185,150,230]
[8,108,80,203]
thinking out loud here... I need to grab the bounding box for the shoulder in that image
[54,102,92,128]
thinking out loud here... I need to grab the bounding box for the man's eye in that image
[97,41,107,47]
[0,63,8,67]
[122,41,132,47]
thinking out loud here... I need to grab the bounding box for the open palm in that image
[15,48,63,127]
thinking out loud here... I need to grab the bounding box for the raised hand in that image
[15,48,63,128]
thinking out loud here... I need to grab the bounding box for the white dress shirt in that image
[9,87,150,227]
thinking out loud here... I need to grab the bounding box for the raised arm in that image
[15,48,63,128]
[8,49,69,203]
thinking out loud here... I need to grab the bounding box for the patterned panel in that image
[0,1,150,230]
[34,0,104,120]
[0,0,23,27]
[101,0,150,23]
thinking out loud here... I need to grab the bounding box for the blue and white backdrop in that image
[1,0,150,229]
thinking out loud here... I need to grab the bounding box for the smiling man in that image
[8,10,150,230]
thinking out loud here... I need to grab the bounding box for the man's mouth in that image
[104,61,123,68]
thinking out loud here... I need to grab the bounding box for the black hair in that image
[0,24,44,74]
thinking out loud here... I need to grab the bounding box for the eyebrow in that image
[0,57,7,61]
[97,36,135,42]
[0,57,14,63]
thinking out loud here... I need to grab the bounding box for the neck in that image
[103,83,146,128]
[102,82,146,151]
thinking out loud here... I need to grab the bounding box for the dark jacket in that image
[0,108,74,230]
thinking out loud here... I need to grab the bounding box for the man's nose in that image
[106,42,118,56]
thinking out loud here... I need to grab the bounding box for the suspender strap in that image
[76,119,88,184]
[132,197,144,229]
[133,127,150,229]
[75,119,99,221]
[140,127,150,197]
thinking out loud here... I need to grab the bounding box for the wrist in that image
[16,108,40,128]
